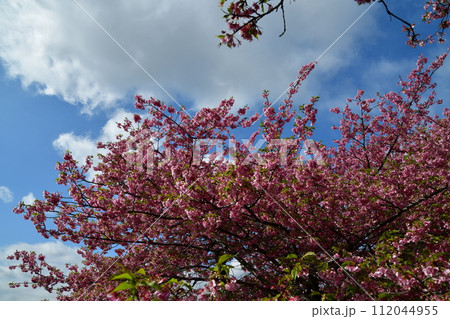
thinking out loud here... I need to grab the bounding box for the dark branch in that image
[279,0,287,37]
[378,0,419,42]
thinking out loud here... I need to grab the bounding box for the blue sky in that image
[0,0,448,300]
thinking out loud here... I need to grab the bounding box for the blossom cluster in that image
[8,51,450,300]
[217,0,449,48]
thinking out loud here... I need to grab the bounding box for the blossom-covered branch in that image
[9,52,449,300]
[218,0,450,47]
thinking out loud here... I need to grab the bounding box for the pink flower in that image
[330,107,340,114]
[167,106,176,113]
[106,292,121,301]
[225,278,239,291]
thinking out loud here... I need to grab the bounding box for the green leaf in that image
[311,291,322,298]
[301,252,316,260]
[378,292,391,300]
[111,272,133,281]
[218,254,234,265]
[341,261,354,268]
[291,268,298,279]
[113,282,134,292]
[143,280,160,290]
[136,268,146,276]
[165,278,180,285]
[321,293,337,301]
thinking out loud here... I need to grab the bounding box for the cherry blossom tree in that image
[8,51,449,300]
[217,0,450,48]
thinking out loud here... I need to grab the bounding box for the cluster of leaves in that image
[107,265,193,301]
[217,0,450,48]
[106,254,239,301]
[8,50,449,300]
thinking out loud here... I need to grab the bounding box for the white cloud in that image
[0,241,82,301]
[0,186,13,203]
[52,109,135,179]
[52,133,98,165]
[21,193,37,205]
[0,0,377,113]
[52,109,135,163]
[230,258,247,280]
[99,110,136,143]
